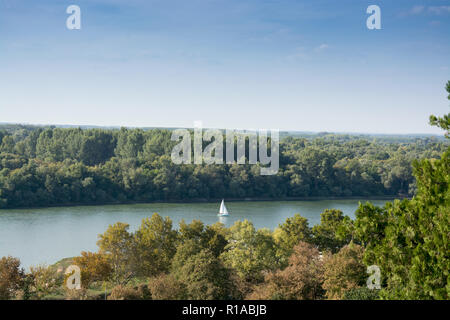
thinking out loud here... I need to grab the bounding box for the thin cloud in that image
[429,20,441,27]
[285,44,330,63]
[399,5,425,17]
[428,6,450,15]
[401,5,450,16]
[286,47,309,62]
[411,5,425,15]
[314,43,329,53]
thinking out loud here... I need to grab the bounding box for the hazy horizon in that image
[1,1,449,134]
[1,121,447,137]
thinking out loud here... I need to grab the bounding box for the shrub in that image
[65,288,89,300]
[0,256,24,300]
[248,242,324,300]
[107,284,147,300]
[322,243,366,299]
[148,274,186,300]
[28,265,63,300]
[172,240,235,300]
[344,287,380,300]
[73,251,112,288]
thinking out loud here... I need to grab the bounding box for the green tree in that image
[312,209,354,253]
[1,136,15,154]
[274,214,312,265]
[97,222,134,284]
[178,220,227,257]
[80,131,115,166]
[429,80,450,138]
[133,213,178,277]
[354,84,450,299]
[220,220,278,283]
[172,243,232,299]
[115,128,144,158]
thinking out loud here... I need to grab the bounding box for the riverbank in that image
[0,195,405,211]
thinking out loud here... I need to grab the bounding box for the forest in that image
[0,123,447,209]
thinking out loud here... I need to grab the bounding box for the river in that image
[0,199,389,269]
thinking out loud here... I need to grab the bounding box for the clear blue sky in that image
[1,0,449,134]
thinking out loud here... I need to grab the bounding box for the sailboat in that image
[218,199,229,216]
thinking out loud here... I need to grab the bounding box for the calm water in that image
[0,199,388,269]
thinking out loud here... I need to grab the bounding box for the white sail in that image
[219,199,229,216]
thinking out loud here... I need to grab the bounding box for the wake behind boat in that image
[218,199,229,216]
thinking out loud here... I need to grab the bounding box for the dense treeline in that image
[0,125,447,208]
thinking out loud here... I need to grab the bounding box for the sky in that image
[0,0,449,134]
